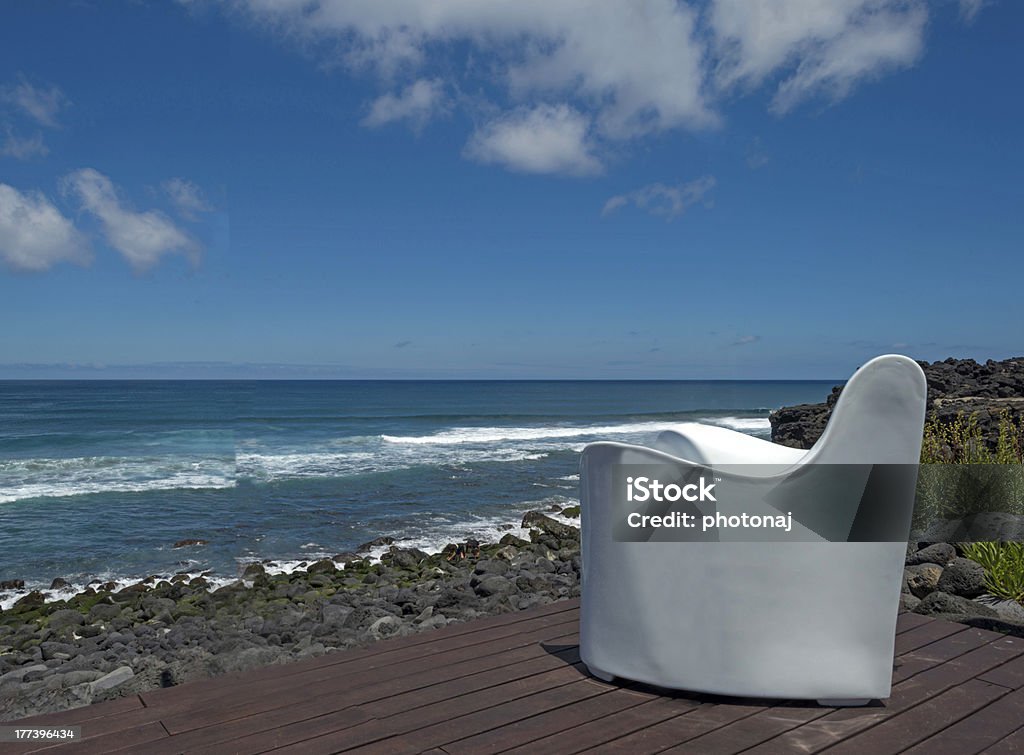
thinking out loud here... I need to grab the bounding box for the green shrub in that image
[919,411,1024,606]
[961,542,1024,603]
[915,410,1024,529]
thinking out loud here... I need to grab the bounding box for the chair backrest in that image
[804,354,927,466]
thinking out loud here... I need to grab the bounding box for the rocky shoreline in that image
[0,507,582,722]
[770,356,1024,450]
[6,489,1024,717]
[3,500,1024,721]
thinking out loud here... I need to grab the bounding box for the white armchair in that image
[579,355,927,704]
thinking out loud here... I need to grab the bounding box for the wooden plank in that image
[222,663,598,753]
[822,678,1010,755]
[746,634,1024,754]
[441,686,658,754]
[979,646,1024,690]
[157,620,579,734]
[368,639,581,719]
[894,620,969,656]
[499,697,703,755]
[586,702,765,753]
[895,612,935,633]
[181,705,374,755]
[46,721,170,755]
[10,694,145,727]
[982,724,1024,754]
[336,678,613,755]
[139,599,579,709]
[4,602,580,752]
[28,705,174,749]
[902,686,1024,755]
[895,635,1023,700]
[4,720,170,755]
[892,626,1007,684]
[145,639,582,754]
[7,606,1016,755]
[661,703,832,754]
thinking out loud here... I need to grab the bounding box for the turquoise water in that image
[0,380,835,598]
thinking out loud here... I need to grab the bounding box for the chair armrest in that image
[652,423,808,466]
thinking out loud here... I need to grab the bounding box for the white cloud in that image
[162,177,212,221]
[1,78,69,128]
[465,104,601,176]
[0,184,91,272]
[224,0,938,173]
[62,169,199,271]
[0,128,48,160]
[710,0,927,114]
[362,78,446,129]
[231,0,714,150]
[602,177,716,220]
[958,0,987,24]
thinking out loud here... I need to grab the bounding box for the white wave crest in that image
[0,455,237,504]
[710,417,772,431]
[381,421,708,446]
[236,446,551,482]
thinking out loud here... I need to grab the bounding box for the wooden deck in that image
[6,598,1024,754]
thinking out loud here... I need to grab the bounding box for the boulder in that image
[906,543,957,567]
[89,666,135,693]
[12,590,46,611]
[912,591,999,619]
[172,539,208,548]
[936,558,988,598]
[88,603,122,623]
[0,664,48,686]
[904,564,943,598]
[47,609,85,631]
[241,563,266,580]
[381,547,426,570]
[305,559,338,576]
[473,576,514,598]
[899,594,922,612]
[521,512,578,542]
[367,616,403,639]
[473,560,509,577]
[356,536,395,553]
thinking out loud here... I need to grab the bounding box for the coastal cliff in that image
[770,357,1024,450]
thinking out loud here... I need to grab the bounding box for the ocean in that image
[0,379,836,606]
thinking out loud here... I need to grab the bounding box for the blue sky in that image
[0,0,1020,379]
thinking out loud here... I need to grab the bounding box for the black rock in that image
[241,563,266,580]
[172,539,208,548]
[906,543,957,567]
[473,576,515,598]
[47,609,85,631]
[936,557,988,598]
[305,559,338,576]
[356,536,395,553]
[1,579,25,590]
[381,547,426,570]
[912,591,999,619]
[12,590,45,610]
[473,559,509,577]
[521,512,578,542]
[771,357,1024,451]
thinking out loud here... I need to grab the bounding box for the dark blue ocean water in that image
[0,380,835,603]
